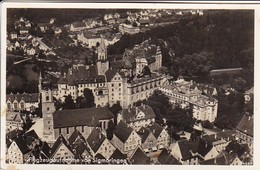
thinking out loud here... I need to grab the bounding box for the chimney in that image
[99,132,102,139]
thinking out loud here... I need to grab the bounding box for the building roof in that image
[53,107,113,128]
[129,147,150,164]
[158,148,181,165]
[13,136,30,154]
[50,135,74,158]
[137,127,152,143]
[105,69,125,82]
[40,142,51,159]
[177,139,200,161]
[120,105,156,123]
[68,130,90,158]
[58,65,106,85]
[113,121,134,143]
[67,129,85,145]
[6,111,25,123]
[236,113,253,137]
[87,128,106,153]
[109,148,127,159]
[6,129,24,140]
[147,122,164,139]
[6,93,39,103]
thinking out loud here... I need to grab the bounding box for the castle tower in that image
[97,38,109,75]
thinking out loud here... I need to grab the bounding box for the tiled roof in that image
[120,105,156,123]
[6,129,24,140]
[177,139,200,161]
[236,113,253,137]
[87,128,106,153]
[67,129,85,145]
[50,135,74,158]
[6,93,39,103]
[6,111,25,123]
[53,107,113,128]
[58,65,106,85]
[147,122,164,139]
[13,136,30,154]
[105,69,125,82]
[130,147,150,164]
[158,148,181,165]
[109,148,127,159]
[137,127,152,143]
[68,130,90,158]
[113,121,134,143]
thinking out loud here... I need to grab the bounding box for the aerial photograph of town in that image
[4,7,254,165]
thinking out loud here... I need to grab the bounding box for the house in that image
[158,148,181,164]
[112,121,141,155]
[137,127,157,152]
[117,104,156,131]
[129,146,150,164]
[147,122,170,150]
[119,23,140,35]
[70,22,86,32]
[8,130,40,164]
[49,135,75,162]
[203,130,235,152]
[171,137,219,165]
[6,92,39,112]
[19,28,29,34]
[104,13,113,21]
[6,111,26,131]
[236,113,253,156]
[25,21,31,28]
[38,23,47,32]
[10,31,18,39]
[109,148,127,164]
[8,136,31,164]
[50,18,56,24]
[6,129,24,149]
[26,47,36,56]
[67,129,91,159]
[86,128,116,159]
[199,151,242,165]
[53,27,62,35]
[32,141,51,161]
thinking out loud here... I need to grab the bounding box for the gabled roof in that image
[13,136,30,154]
[147,122,164,139]
[105,69,125,82]
[109,148,127,159]
[6,93,39,103]
[158,148,181,165]
[53,107,113,128]
[6,111,25,123]
[68,129,84,145]
[50,135,74,158]
[6,129,24,140]
[236,113,253,137]
[137,127,152,143]
[177,139,200,161]
[120,105,156,123]
[87,128,106,153]
[40,142,51,159]
[113,121,134,143]
[129,147,150,164]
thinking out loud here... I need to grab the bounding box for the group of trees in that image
[61,88,96,110]
[108,10,254,89]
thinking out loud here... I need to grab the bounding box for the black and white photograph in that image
[1,2,258,168]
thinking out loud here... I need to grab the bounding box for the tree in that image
[83,88,95,108]
[106,120,115,140]
[63,94,75,109]
[76,96,85,108]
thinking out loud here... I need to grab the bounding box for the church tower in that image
[97,38,109,75]
[39,73,55,139]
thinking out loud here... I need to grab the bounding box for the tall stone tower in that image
[97,38,109,75]
[39,73,55,138]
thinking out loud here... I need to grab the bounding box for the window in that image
[111,84,114,87]
[20,103,24,110]
[82,126,84,132]
[59,128,61,134]
[46,96,49,101]
[67,128,69,134]
[7,103,11,110]
[119,83,121,86]
[14,103,18,110]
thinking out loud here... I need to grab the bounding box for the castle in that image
[56,38,169,108]
[39,39,170,142]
